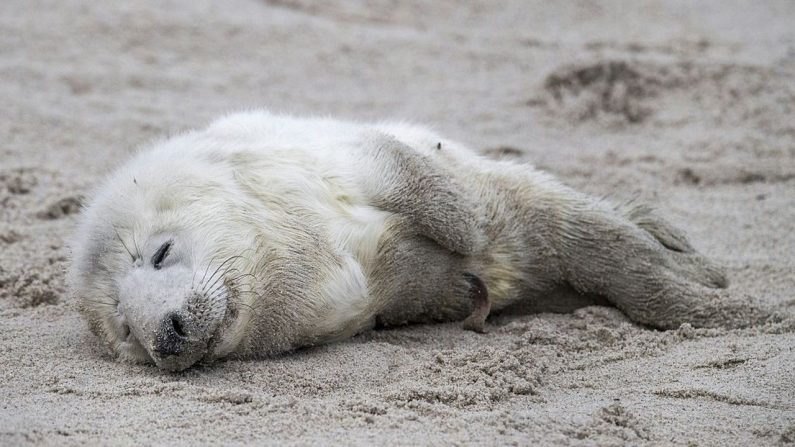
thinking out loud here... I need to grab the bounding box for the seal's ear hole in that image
[152,240,172,270]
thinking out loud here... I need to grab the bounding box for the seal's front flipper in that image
[357,133,483,256]
[462,273,490,333]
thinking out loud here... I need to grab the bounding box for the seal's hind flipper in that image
[462,273,490,333]
[620,203,695,254]
[556,199,766,329]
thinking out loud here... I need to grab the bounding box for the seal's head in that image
[67,135,260,371]
[70,118,380,371]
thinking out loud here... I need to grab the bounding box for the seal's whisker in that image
[227,283,265,306]
[200,249,259,295]
[208,247,259,281]
[241,237,271,280]
[201,255,244,293]
[230,299,278,334]
[207,285,230,302]
[206,279,239,302]
[230,291,266,307]
[230,290,263,299]
[112,226,136,262]
[201,256,237,290]
[130,228,142,260]
[198,255,220,291]
[205,281,231,301]
[206,276,243,297]
[223,272,256,285]
[206,276,251,302]
[83,298,118,307]
[235,302,261,318]
[241,293,273,314]
[203,265,247,297]
[204,266,239,294]
[191,258,200,290]
[202,269,254,300]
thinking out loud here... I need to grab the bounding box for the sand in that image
[1,0,794,445]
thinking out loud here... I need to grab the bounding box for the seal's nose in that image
[154,312,189,357]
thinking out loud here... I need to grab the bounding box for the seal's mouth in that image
[139,286,232,372]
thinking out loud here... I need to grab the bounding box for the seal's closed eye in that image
[152,241,172,270]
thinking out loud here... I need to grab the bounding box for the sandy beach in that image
[1,1,793,445]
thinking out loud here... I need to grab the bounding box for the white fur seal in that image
[68,111,772,371]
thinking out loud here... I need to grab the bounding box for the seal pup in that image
[68,111,772,371]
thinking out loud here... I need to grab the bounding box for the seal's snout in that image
[117,261,230,371]
[154,312,190,357]
[150,304,222,371]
